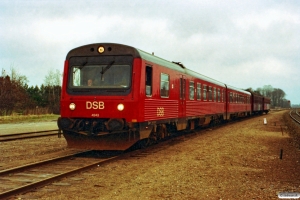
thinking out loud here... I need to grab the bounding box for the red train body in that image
[57,43,270,150]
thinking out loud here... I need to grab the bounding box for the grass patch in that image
[0,114,60,124]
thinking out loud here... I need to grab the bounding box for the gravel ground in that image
[0,136,77,171]
[4,110,300,200]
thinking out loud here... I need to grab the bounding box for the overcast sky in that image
[0,0,299,104]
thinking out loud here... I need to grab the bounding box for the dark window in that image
[160,73,169,98]
[203,85,207,101]
[197,83,201,100]
[145,66,152,96]
[213,87,216,102]
[209,86,212,101]
[189,81,194,100]
[67,55,133,96]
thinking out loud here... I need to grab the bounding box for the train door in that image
[178,75,186,117]
[225,84,229,120]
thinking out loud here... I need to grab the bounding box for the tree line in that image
[0,67,291,116]
[0,68,61,115]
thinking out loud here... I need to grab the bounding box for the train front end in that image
[57,43,141,150]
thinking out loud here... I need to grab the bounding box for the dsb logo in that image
[157,107,164,117]
[86,101,105,109]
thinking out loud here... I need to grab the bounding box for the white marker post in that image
[264,118,267,125]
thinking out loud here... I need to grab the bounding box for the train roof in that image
[249,91,270,99]
[67,43,251,91]
[138,49,251,93]
[136,48,225,87]
[67,43,226,87]
[226,84,251,95]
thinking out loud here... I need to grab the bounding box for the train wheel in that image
[156,124,168,140]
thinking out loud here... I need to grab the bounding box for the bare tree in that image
[44,69,62,114]
[262,85,273,97]
[0,67,31,115]
[44,69,61,86]
[255,87,262,95]
[10,65,28,87]
[271,88,286,107]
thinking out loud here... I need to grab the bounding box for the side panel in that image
[139,59,181,122]
[185,77,226,117]
[226,86,251,119]
[144,99,178,121]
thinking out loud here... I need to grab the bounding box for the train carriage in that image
[263,97,271,114]
[226,85,251,119]
[58,43,229,150]
[251,92,264,114]
[58,43,269,150]
[183,69,226,127]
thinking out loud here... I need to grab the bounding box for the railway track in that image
[0,113,268,199]
[0,122,218,199]
[0,150,122,199]
[0,130,58,142]
[289,109,300,125]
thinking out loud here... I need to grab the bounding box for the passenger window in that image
[189,81,194,100]
[203,85,207,101]
[145,66,152,96]
[209,86,212,101]
[197,83,201,100]
[213,87,216,102]
[217,88,220,102]
[230,92,233,103]
[160,73,169,98]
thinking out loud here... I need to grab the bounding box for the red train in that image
[57,43,270,150]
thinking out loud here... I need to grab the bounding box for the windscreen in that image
[67,56,133,95]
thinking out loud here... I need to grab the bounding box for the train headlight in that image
[69,103,76,110]
[98,46,104,53]
[117,104,124,111]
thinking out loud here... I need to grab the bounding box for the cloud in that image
[0,0,299,103]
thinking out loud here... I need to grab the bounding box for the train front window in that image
[67,56,132,95]
[71,64,130,88]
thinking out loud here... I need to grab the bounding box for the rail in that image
[289,109,300,125]
[0,150,121,199]
[296,109,300,117]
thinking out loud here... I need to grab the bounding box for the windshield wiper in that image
[101,60,115,81]
[73,60,88,74]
